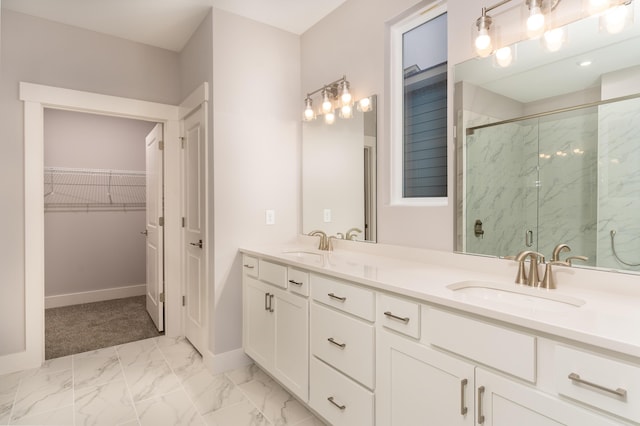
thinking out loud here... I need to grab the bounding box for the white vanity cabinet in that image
[242,256,309,401]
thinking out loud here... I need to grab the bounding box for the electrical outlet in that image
[323,209,332,223]
[265,209,275,225]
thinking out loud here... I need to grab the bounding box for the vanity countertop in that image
[240,245,640,359]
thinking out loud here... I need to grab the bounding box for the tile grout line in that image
[115,340,147,426]
[223,369,275,426]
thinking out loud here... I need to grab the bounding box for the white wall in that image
[43,109,155,298]
[211,9,300,355]
[0,9,180,356]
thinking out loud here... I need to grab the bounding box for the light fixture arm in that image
[304,75,348,99]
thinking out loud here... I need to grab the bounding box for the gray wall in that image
[44,109,155,297]
[0,9,180,355]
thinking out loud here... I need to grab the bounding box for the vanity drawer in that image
[258,259,287,288]
[310,357,374,426]
[425,307,536,382]
[242,255,258,278]
[378,293,420,339]
[287,267,309,297]
[310,274,375,321]
[555,345,640,423]
[311,302,374,389]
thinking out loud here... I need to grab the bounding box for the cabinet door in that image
[273,290,309,402]
[476,368,621,426]
[243,276,274,369]
[377,330,475,426]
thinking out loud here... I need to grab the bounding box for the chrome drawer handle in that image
[327,396,346,411]
[243,264,255,269]
[384,311,410,323]
[328,293,346,302]
[568,373,628,399]
[327,337,346,349]
[288,279,303,286]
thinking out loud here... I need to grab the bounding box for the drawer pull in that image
[288,279,303,286]
[328,293,347,302]
[264,293,270,311]
[568,373,628,399]
[268,294,274,313]
[460,378,468,415]
[327,396,346,411]
[243,264,255,269]
[327,337,346,349]
[477,386,485,424]
[383,311,410,323]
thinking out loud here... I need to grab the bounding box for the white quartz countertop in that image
[240,245,640,359]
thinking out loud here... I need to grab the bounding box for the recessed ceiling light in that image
[578,60,593,67]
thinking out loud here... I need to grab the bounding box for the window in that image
[391,5,448,205]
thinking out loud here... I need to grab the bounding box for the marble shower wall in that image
[597,98,640,272]
[465,108,598,263]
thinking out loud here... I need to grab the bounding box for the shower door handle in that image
[525,230,533,247]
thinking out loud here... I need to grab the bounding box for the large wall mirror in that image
[302,95,377,242]
[455,7,640,273]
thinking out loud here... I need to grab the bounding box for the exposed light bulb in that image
[340,82,352,106]
[321,89,333,114]
[341,104,353,119]
[588,0,610,15]
[542,28,565,52]
[359,97,371,112]
[603,4,628,34]
[303,97,315,121]
[527,5,545,38]
[324,111,335,125]
[475,28,493,57]
[494,46,513,67]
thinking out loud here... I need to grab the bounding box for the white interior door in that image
[145,123,164,332]
[183,105,206,354]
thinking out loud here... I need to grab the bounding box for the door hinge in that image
[180,136,185,149]
[181,217,185,228]
[160,292,165,303]
[159,216,164,226]
[159,140,164,151]
[182,295,186,306]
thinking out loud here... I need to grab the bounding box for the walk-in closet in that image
[43,109,161,358]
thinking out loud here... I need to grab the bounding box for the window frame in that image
[390,3,449,206]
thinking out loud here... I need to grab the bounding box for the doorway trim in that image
[19,82,183,371]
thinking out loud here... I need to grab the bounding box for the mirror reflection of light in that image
[324,111,335,125]
[495,47,513,67]
[543,28,565,52]
[578,60,593,67]
[603,4,629,34]
[556,151,568,157]
[573,148,584,154]
[359,97,371,112]
[611,158,620,164]
[588,0,611,14]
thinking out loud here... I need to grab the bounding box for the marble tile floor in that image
[0,336,326,426]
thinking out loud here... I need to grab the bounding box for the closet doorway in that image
[43,109,163,359]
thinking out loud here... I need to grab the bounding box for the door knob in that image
[190,239,203,249]
[141,229,148,236]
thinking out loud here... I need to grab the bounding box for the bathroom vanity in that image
[241,244,640,425]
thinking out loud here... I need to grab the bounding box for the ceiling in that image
[1,0,347,52]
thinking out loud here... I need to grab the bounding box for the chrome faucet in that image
[345,227,362,240]
[514,251,545,287]
[308,230,329,251]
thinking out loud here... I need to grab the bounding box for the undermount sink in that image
[447,281,585,311]
[281,250,324,263]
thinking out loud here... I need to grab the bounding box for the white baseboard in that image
[45,284,146,309]
[204,348,252,375]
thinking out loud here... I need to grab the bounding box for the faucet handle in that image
[552,243,571,262]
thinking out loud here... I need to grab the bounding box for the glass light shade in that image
[340,82,352,106]
[359,97,372,112]
[494,46,513,67]
[475,28,493,57]
[542,27,566,52]
[527,6,546,38]
[324,111,336,124]
[321,90,333,114]
[303,98,315,121]
[340,104,353,119]
[587,0,610,15]
[602,4,629,34]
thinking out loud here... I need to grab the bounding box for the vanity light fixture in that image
[542,26,567,51]
[601,0,634,34]
[526,0,547,38]
[302,75,354,124]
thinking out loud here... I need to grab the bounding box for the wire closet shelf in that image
[44,167,146,212]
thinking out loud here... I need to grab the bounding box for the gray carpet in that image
[45,295,162,359]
